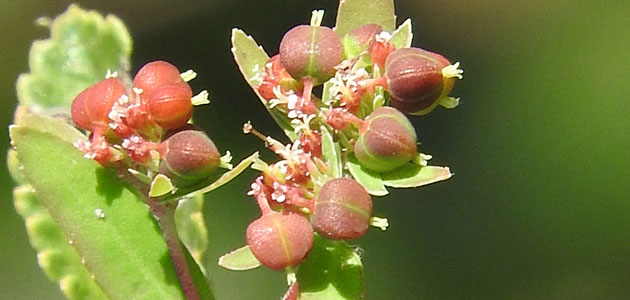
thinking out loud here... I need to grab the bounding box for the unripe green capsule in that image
[354,106,417,172]
[159,130,220,186]
[279,25,343,85]
[312,178,372,240]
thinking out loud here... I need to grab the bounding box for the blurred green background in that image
[1,0,629,299]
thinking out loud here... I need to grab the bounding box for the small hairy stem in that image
[148,200,201,300]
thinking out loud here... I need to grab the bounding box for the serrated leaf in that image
[231,28,298,141]
[13,185,108,300]
[10,124,212,300]
[346,154,388,196]
[150,174,175,197]
[176,195,209,269]
[218,245,261,271]
[17,4,132,109]
[334,0,396,37]
[390,18,413,49]
[14,106,85,144]
[381,164,452,188]
[297,234,364,299]
[320,126,342,178]
[181,152,259,199]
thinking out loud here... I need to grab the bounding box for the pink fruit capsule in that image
[247,212,314,270]
[312,178,372,240]
[146,83,193,129]
[71,77,127,132]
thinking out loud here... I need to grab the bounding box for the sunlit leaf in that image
[346,154,388,196]
[334,0,396,37]
[231,28,298,141]
[218,245,261,271]
[17,4,132,109]
[381,164,452,188]
[9,123,212,300]
[390,18,413,49]
[297,234,364,299]
[13,185,108,300]
[150,174,175,197]
[181,152,259,199]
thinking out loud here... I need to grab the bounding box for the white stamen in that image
[180,69,197,82]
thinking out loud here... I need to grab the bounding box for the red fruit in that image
[312,178,372,240]
[279,25,343,85]
[385,47,456,114]
[71,77,127,131]
[246,212,314,270]
[159,130,220,186]
[146,83,193,129]
[133,60,184,95]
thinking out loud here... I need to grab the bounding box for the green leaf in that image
[9,123,212,300]
[320,126,342,178]
[231,28,298,141]
[150,174,175,197]
[13,106,85,144]
[321,80,335,106]
[175,195,209,270]
[390,18,413,49]
[218,245,261,271]
[346,154,388,196]
[17,4,132,109]
[334,0,396,37]
[181,152,259,199]
[297,234,364,299]
[13,185,108,300]
[381,164,452,188]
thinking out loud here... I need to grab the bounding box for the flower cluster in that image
[70,61,226,189]
[240,13,463,276]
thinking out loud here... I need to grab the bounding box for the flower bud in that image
[279,25,343,85]
[246,212,314,270]
[354,106,417,172]
[312,178,372,240]
[146,83,193,129]
[159,130,220,186]
[342,23,383,58]
[71,77,127,131]
[133,60,184,94]
[385,47,459,114]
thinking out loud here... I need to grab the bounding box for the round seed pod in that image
[246,212,314,270]
[385,47,454,114]
[71,77,127,131]
[146,83,193,129]
[354,106,417,172]
[312,178,372,240]
[279,25,343,85]
[159,130,220,186]
[133,60,184,93]
[342,23,383,58]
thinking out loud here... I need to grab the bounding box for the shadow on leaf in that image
[95,168,123,206]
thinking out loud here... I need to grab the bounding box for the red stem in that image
[148,200,201,300]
